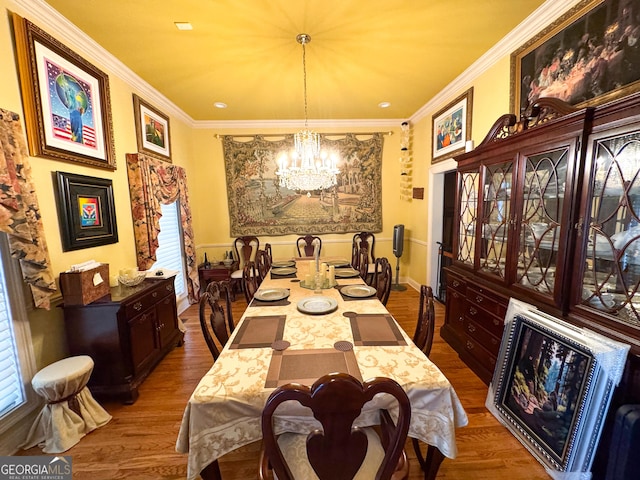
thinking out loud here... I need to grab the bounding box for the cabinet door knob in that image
[133,301,143,311]
[457,315,464,323]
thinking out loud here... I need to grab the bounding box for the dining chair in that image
[230,236,260,297]
[256,249,272,283]
[296,235,322,257]
[258,372,411,480]
[351,232,376,283]
[411,285,440,476]
[370,257,392,306]
[199,287,233,361]
[205,280,235,334]
[356,244,369,280]
[243,261,260,303]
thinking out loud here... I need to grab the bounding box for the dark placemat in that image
[270,272,298,279]
[344,312,407,346]
[229,315,286,349]
[335,285,377,302]
[265,348,361,388]
[249,298,291,307]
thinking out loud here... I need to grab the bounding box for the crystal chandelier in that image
[276,34,340,192]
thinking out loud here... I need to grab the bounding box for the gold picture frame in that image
[133,94,172,162]
[12,14,116,169]
[510,0,640,115]
[431,88,473,163]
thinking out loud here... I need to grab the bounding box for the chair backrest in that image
[371,257,392,306]
[413,285,435,356]
[205,280,235,333]
[256,249,271,283]
[234,236,260,269]
[356,244,369,280]
[296,235,322,257]
[261,372,411,480]
[199,287,233,361]
[243,262,260,303]
[351,232,376,269]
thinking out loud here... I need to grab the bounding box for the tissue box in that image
[60,263,110,305]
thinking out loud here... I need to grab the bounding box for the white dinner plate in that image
[341,285,377,298]
[272,260,295,268]
[271,267,297,275]
[297,296,338,315]
[327,259,351,267]
[334,268,359,278]
[254,288,289,302]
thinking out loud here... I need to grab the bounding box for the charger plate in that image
[297,296,338,315]
[254,288,290,302]
[334,268,359,278]
[271,267,297,275]
[341,285,376,298]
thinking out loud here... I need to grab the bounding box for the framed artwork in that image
[12,14,116,170]
[488,301,629,474]
[511,0,640,115]
[133,94,172,162]
[55,171,118,251]
[431,88,473,163]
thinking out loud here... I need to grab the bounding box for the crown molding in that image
[15,0,581,129]
[410,0,583,124]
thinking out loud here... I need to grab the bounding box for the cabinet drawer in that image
[446,272,466,294]
[464,317,501,355]
[466,303,505,338]
[124,281,174,318]
[463,336,498,375]
[467,285,507,317]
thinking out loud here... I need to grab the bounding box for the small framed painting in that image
[431,87,473,163]
[488,300,629,474]
[133,94,172,162]
[55,171,118,251]
[12,14,116,169]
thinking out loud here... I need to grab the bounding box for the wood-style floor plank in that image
[19,286,549,479]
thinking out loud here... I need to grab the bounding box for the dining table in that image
[176,257,468,480]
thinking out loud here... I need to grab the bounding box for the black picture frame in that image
[511,0,640,115]
[488,301,629,474]
[55,171,118,251]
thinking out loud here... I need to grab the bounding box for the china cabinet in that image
[443,94,640,398]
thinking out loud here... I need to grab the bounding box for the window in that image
[0,234,37,453]
[152,201,186,298]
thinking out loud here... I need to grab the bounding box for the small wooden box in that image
[60,264,110,305]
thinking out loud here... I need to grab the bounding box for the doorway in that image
[436,171,456,302]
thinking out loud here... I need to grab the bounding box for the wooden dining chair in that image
[370,257,392,306]
[256,249,272,283]
[356,244,369,280]
[199,286,233,361]
[243,262,260,303]
[258,372,411,480]
[411,285,442,478]
[230,236,260,296]
[205,280,235,334]
[296,235,321,257]
[351,232,376,283]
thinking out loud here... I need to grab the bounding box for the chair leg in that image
[200,459,222,480]
[412,437,427,471]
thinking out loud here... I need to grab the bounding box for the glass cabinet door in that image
[581,132,640,325]
[479,162,512,279]
[457,171,479,267]
[516,148,569,296]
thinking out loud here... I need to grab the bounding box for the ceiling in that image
[43,0,547,122]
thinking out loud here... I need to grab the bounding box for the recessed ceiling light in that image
[214,102,227,109]
[174,22,193,30]
[378,102,391,108]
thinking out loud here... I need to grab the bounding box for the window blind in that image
[153,201,186,296]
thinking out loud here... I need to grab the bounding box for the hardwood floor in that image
[20,286,548,479]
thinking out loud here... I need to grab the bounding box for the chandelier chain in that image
[301,38,309,129]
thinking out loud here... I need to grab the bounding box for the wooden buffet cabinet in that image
[63,276,183,404]
[443,93,640,475]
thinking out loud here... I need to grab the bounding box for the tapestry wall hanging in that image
[223,133,384,236]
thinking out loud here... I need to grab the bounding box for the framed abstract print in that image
[133,94,172,162]
[12,14,116,169]
[432,88,473,163]
[55,171,118,251]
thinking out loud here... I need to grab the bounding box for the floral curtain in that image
[0,109,56,309]
[125,153,199,303]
